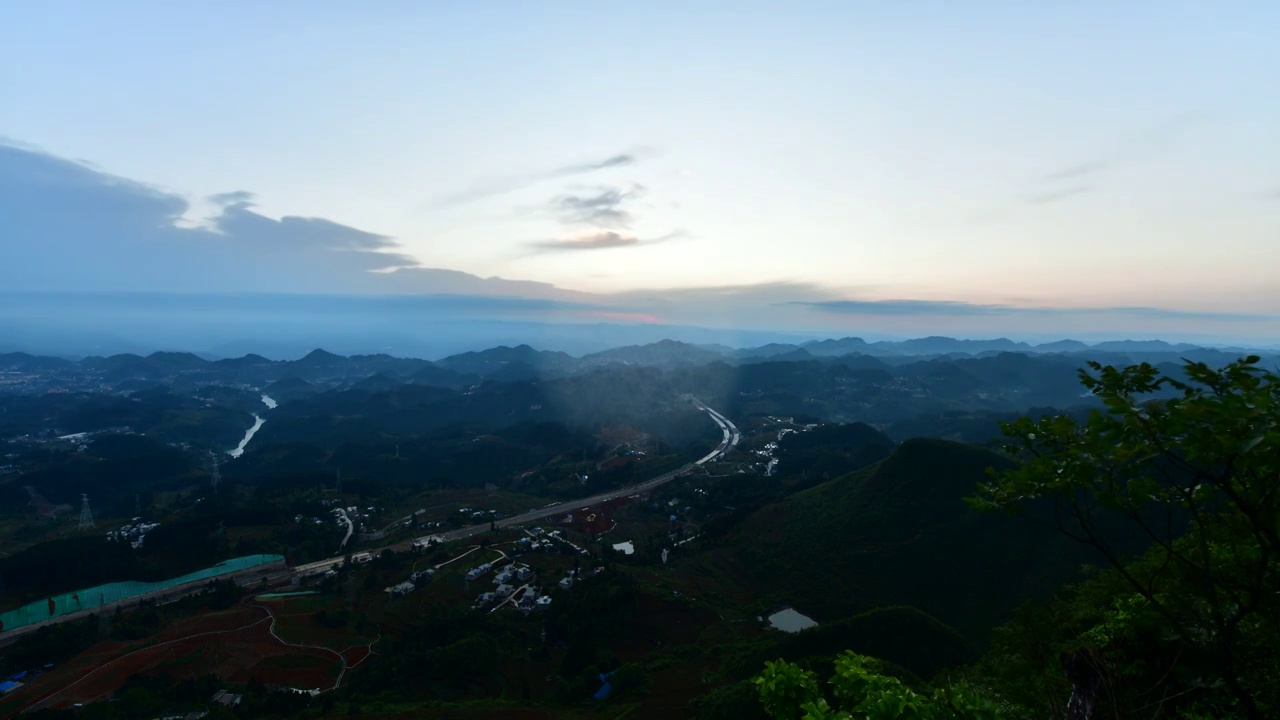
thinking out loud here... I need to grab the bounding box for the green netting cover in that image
[0,554,284,633]
[256,590,319,599]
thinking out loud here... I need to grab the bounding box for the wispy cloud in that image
[1010,112,1203,209]
[555,154,637,176]
[1042,161,1108,182]
[573,309,664,324]
[1025,162,1106,204]
[433,151,643,207]
[552,184,644,228]
[1026,185,1092,205]
[529,230,681,253]
[796,299,1278,322]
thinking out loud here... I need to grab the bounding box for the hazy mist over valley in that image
[2,3,1278,719]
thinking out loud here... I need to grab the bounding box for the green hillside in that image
[728,438,1090,644]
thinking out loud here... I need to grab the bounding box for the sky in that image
[2,1,1279,346]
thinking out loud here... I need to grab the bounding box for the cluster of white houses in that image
[105,517,160,549]
[385,567,435,596]
[475,584,553,614]
[465,560,533,585]
[467,561,552,613]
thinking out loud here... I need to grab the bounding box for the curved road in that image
[294,397,737,575]
[0,399,737,647]
[336,508,354,551]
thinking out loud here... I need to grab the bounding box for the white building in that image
[385,581,415,596]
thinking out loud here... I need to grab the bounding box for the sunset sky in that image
[3,1,1278,344]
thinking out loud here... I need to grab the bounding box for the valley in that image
[0,339,1273,719]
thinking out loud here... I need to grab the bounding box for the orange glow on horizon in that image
[575,310,663,324]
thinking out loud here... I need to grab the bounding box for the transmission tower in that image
[78,494,95,530]
[211,454,221,493]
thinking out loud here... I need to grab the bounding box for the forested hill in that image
[3,337,1273,391]
[722,438,1105,645]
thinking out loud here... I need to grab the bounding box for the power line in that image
[78,493,95,531]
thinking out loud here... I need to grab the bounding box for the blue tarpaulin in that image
[594,671,616,701]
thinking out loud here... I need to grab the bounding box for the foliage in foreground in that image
[754,652,1005,720]
[971,356,1280,719]
[756,356,1279,719]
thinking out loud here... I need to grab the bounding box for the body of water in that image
[228,394,275,458]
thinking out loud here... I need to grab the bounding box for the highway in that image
[0,398,738,642]
[293,397,738,576]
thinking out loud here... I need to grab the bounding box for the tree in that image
[609,662,651,700]
[972,357,1280,719]
[117,687,160,718]
[753,652,1004,719]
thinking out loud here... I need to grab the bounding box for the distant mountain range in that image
[0,333,1269,399]
[790,335,1266,357]
[4,291,1276,360]
[2,335,1274,394]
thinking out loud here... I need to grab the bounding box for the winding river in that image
[228,394,276,458]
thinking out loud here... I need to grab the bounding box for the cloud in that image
[1025,167,1100,206]
[1026,185,1092,205]
[552,184,644,228]
[0,140,599,298]
[1100,306,1280,322]
[574,310,664,324]
[796,299,1279,322]
[1042,161,1107,182]
[797,299,1005,316]
[529,230,681,253]
[209,190,255,206]
[1025,163,1104,204]
[617,281,840,305]
[8,138,1272,347]
[554,153,637,176]
[433,151,643,207]
[1012,112,1203,209]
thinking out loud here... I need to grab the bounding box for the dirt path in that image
[23,615,272,712]
[247,599,378,692]
[22,596,382,711]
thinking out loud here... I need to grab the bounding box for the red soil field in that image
[17,604,366,711]
[343,644,372,668]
